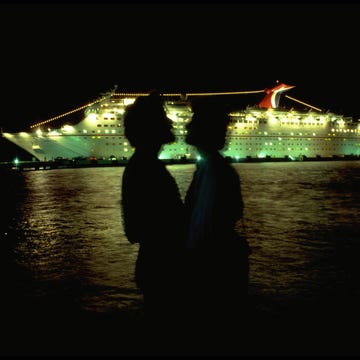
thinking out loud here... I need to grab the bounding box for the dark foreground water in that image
[0,161,359,357]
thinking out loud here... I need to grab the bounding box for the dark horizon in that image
[1,2,360,133]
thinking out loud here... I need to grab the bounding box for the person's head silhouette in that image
[185,97,230,153]
[124,91,175,152]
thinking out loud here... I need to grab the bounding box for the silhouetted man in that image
[121,92,185,330]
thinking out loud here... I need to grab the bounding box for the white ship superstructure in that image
[2,83,360,162]
[223,107,359,160]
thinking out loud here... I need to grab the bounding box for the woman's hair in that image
[124,91,168,147]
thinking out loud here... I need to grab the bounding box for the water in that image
[1,161,359,355]
[238,162,360,311]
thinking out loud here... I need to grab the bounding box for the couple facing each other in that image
[121,91,251,328]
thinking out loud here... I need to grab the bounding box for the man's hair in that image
[189,97,230,150]
[191,97,230,126]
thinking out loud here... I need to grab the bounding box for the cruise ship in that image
[2,83,360,162]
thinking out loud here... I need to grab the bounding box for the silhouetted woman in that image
[184,97,250,328]
[121,92,184,326]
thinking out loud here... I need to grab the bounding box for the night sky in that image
[1,2,360,133]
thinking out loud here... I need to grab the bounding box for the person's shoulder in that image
[215,157,240,182]
[125,153,151,169]
[215,155,236,171]
[123,156,142,177]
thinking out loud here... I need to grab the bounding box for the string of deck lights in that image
[285,95,322,112]
[29,98,105,129]
[30,89,265,128]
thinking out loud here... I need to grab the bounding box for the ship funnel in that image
[258,83,295,109]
